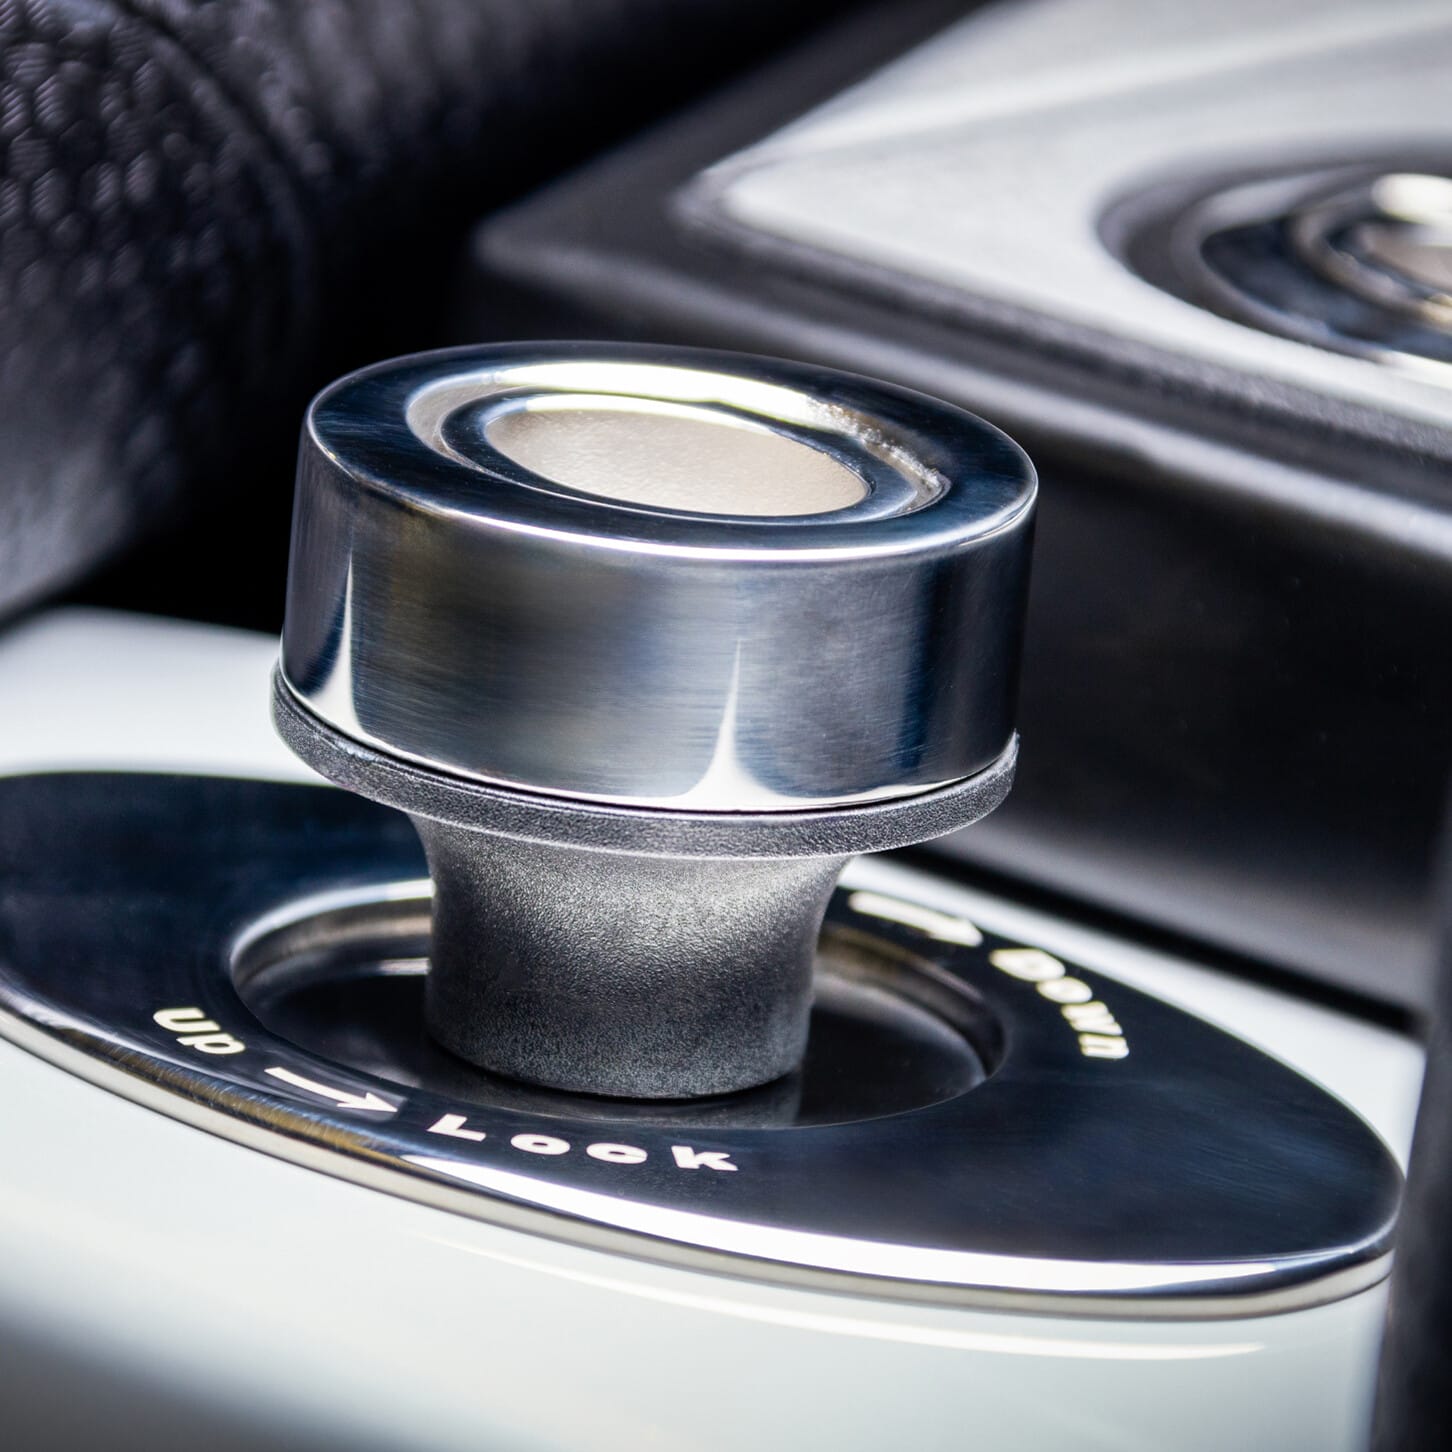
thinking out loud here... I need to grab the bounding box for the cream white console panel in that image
[695,0,1452,431]
[0,610,1424,1450]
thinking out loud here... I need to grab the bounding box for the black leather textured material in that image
[0,0,841,617]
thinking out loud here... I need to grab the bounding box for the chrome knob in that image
[274,344,1035,1097]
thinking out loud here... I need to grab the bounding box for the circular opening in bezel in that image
[231,887,1005,1130]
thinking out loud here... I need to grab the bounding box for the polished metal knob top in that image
[279,343,1035,813]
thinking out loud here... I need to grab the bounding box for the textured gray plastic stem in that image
[275,678,1015,1096]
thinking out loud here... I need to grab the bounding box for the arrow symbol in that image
[264,1066,397,1113]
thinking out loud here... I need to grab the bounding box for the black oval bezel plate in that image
[0,773,1401,1318]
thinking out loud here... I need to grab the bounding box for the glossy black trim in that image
[0,773,1403,1316]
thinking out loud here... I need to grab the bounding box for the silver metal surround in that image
[280,344,1035,811]
[1104,164,1452,384]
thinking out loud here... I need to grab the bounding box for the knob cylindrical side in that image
[279,344,1035,812]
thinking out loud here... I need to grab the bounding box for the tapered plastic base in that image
[417,820,844,1096]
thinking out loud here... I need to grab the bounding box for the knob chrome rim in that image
[279,343,1035,813]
